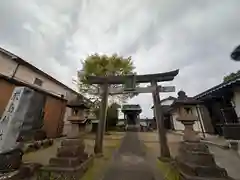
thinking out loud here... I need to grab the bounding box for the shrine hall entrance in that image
[121,104,142,130]
[126,113,138,125]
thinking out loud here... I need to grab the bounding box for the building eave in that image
[194,77,240,100]
[151,96,176,109]
[0,47,92,104]
[0,74,67,101]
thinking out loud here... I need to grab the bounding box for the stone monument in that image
[172,91,233,180]
[0,86,45,178]
[38,97,94,180]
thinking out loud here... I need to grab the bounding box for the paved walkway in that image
[208,145,240,180]
[101,132,162,180]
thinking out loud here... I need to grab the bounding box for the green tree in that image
[106,103,120,129]
[77,53,138,105]
[223,70,240,82]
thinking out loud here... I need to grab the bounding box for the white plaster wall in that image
[192,107,205,132]
[0,55,78,100]
[172,113,184,131]
[152,99,174,116]
[14,65,67,97]
[171,107,204,132]
[63,107,72,135]
[0,54,18,76]
[232,87,240,120]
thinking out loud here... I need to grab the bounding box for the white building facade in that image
[152,97,204,133]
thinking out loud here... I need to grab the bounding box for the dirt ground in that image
[138,132,182,158]
[138,132,240,180]
[22,138,63,165]
[81,131,125,180]
[22,131,125,166]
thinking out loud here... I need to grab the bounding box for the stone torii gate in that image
[86,69,179,159]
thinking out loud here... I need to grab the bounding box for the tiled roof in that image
[194,74,240,99]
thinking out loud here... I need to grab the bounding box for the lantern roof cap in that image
[171,91,202,107]
[67,96,90,109]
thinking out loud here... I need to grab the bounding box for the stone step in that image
[49,157,84,167]
[179,141,210,153]
[0,163,42,180]
[38,156,94,180]
[178,150,216,166]
[179,170,233,180]
[177,158,228,178]
[57,146,85,158]
[61,139,85,147]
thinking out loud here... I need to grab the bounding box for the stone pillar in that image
[0,87,43,173]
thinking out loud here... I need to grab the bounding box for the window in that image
[34,78,43,86]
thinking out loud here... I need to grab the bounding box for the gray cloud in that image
[0,0,240,118]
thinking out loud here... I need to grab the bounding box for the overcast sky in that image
[0,0,239,118]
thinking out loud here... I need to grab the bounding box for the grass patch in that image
[157,160,180,180]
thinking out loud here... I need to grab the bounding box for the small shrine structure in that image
[121,104,142,131]
[67,97,91,134]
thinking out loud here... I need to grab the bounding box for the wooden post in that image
[151,81,171,159]
[196,105,206,138]
[94,83,109,155]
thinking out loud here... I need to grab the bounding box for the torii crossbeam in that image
[86,69,179,159]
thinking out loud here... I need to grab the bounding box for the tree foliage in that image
[77,53,138,105]
[223,70,240,82]
[106,103,120,129]
[91,102,120,130]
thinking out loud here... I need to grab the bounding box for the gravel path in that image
[101,132,163,180]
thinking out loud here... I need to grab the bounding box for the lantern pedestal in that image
[38,121,94,180]
[180,119,200,142]
[176,118,231,180]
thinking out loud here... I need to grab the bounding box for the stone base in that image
[176,157,228,178]
[176,141,232,180]
[38,155,94,180]
[178,170,233,180]
[0,148,23,173]
[37,138,94,180]
[0,163,42,180]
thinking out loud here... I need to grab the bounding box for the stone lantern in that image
[39,97,94,180]
[171,91,231,180]
[172,91,201,142]
[67,98,90,138]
